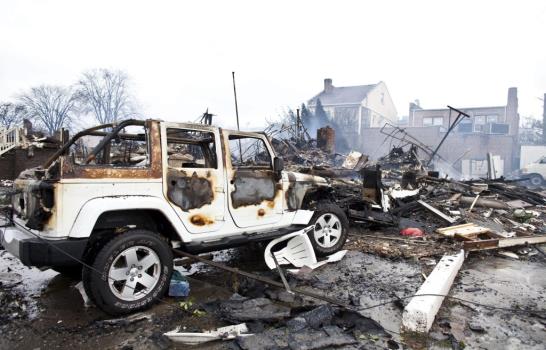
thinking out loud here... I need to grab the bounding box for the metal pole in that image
[232,72,241,131]
[232,72,243,162]
[427,106,471,166]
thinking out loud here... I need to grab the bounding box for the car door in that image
[223,130,284,228]
[161,123,226,234]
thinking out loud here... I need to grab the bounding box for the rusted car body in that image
[3,119,330,267]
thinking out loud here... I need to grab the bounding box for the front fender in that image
[68,195,190,242]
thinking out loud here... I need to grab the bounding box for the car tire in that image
[307,202,349,257]
[82,229,173,315]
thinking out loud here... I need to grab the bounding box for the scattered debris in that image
[96,311,153,327]
[400,227,425,237]
[169,270,190,297]
[287,250,348,274]
[74,281,93,308]
[0,272,22,288]
[164,323,251,345]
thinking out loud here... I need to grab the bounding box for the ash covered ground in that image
[1,230,545,350]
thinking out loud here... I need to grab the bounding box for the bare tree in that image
[76,69,135,124]
[19,85,77,135]
[0,102,26,129]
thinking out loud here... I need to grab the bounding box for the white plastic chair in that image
[264,226,317,270]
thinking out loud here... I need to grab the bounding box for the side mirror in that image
[273,157,284,174]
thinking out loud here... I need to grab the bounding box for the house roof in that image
[308,83,377,106]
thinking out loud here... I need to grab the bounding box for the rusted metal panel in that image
[230,170,278,209]
[167,169,214,211]
[189,213,215,226]
[148,120,163,178]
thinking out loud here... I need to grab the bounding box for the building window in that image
[422,116,443,127]
[487,115,498,123]
[474,115,486,125]
[458,119,473,133]
[473,114,500,133]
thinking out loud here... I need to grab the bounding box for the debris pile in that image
[0,288,28,326]
[200,293,392,350]
[268,115,546,259]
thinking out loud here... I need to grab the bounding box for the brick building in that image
[357,87,520,179]
[0,121,61,180]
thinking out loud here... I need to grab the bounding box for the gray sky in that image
[1,0,545,130]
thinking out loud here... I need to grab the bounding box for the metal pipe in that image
[459,196,509,209]
[232,71,243,161]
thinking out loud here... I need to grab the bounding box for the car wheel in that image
[307,202,349,257]
[82,229,173,315]
[528,174,543,188]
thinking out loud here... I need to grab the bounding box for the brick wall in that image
[0,147,58,180]
[347,126,518,178]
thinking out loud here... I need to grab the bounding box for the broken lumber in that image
[463,235,546,251]
[436,223,491,238]
[417,200,458,224]
[402,250,465,333]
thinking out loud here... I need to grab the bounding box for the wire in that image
[357,294,545,315]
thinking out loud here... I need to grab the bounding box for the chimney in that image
[324,78,333,93]
[506,87,518,136]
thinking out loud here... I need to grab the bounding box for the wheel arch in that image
[300,186,335,210]
[69,196,190,242]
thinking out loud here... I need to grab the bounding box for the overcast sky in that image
[1,0,545,130]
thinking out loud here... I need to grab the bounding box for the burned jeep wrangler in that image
[1,119,348,314]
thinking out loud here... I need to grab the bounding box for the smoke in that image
[432,157,464,180]
[301,100,350,153]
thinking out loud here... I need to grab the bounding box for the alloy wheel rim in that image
[313,213,342,248]
[108,245,161,301]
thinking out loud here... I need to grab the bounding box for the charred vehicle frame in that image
[1,119,348,314]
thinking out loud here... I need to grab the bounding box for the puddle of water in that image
[428,255,546,350]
